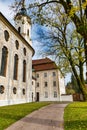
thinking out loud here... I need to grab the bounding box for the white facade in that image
[0,11,34,106]
[33,69,66,102]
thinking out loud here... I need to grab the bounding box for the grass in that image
[0,102,51,130]
[64,102,87,130]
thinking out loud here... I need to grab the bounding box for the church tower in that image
[14,1,31,45]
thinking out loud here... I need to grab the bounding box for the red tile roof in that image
[32,58,58,71]
[32,58,52,65]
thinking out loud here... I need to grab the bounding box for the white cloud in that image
[0,1,14,25]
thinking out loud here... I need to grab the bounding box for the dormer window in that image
[18,27,21,33]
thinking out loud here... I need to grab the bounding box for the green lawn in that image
[64,102,87,130]
[0,102,51,130]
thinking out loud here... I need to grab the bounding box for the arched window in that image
[18,27,21,33]
[13,54,18,80]
[4,30,9,41]
[27,29,29,36]
[23,60,26,82]
[0,46,8,76]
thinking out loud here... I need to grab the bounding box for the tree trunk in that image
[68,52,87,101]
[72,65,87,101]
[84,38,87,81]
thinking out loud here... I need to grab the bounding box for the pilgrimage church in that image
[0,1,68,106]
[0,4,35,106]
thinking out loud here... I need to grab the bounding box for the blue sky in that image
[0,0,14,23]
[0,0,41,58]
[0,0,73,84]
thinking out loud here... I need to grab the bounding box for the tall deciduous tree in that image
[11,0,87,100]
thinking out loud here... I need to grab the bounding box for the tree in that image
[11,0,87,100]
[66,82,75,94]
[35,17,87,100]
[71,74,81,93]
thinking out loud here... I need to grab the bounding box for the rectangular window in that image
[53,81,56,87]
[36,74,39,78]
[54,91,57,98]
[53,72,56,76]
[45,92,48,98]
[44,73,47,77]
[44,82,48,87]
[37,82,39,87]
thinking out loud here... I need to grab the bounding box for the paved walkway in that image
[6,103,68,130]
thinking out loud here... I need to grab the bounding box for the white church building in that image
[0,7,34,106]
[0,5,70,106]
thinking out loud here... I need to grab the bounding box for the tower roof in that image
[14,7,31,23]
[16,7,27,17]
[14,0,31,22]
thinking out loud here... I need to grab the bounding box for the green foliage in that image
[66,82,75,94]
[0,102,51,129]
[64,102,87,130]
[10,0,87,100]
[85,80,87,84]
[66,87,75,94]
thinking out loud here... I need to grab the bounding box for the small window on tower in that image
[18,27,21,33]
[27,29,29,36]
